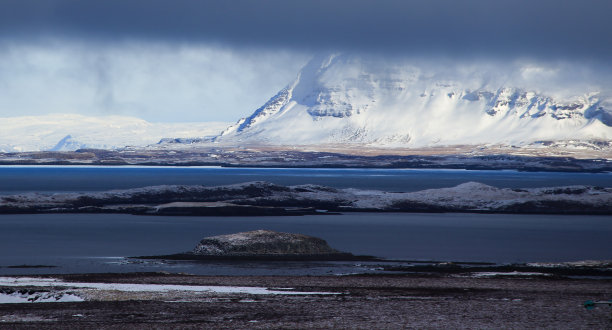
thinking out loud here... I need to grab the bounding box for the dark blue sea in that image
[1,165,611,194]
[0,166,611,275]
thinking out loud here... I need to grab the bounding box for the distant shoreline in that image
[1,148,611,172]
[0,162,610,173]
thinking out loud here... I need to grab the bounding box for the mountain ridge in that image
[216,54,612,148]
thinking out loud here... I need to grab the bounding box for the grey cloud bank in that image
[0,0,611,122]
[1,0,611,60]
[0,42,308,122]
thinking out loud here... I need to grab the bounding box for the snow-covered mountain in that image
[216,54,612,147]
[0,114,230,152]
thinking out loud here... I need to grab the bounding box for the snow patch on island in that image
[1,181,610,215]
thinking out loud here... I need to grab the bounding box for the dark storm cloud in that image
[1,0,611,60]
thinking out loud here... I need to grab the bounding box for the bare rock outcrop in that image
[192,230,341,256]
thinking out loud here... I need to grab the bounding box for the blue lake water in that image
[0,213,610,275]
[0,166,611,275]
[1,166,611,194]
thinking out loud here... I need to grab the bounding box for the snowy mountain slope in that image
[217,54,612,147]
[49,135,87,152]
[0,114,230,152]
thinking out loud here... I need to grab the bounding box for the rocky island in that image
[193,230,341,256]
[138,230,363,261]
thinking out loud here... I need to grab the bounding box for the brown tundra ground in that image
[1,273,610,329]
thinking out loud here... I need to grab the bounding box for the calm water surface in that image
[1,166,611,194]
[1,166,611,275]
[0,213,610,275]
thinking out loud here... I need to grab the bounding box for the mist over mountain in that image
[216,54,612,148]
[3,54,612,153]
[0,114,229,152]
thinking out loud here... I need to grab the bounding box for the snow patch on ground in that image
[0,277,338,296]
[471,272,553,278]
[0,291,84,304]
[526,260,612,268]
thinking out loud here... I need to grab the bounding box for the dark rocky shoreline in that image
[1,272,610,328]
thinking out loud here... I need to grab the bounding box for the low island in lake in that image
[1,181,611,216]
[136,229,367,261]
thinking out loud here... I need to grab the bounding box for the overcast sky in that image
[1,0,611,122]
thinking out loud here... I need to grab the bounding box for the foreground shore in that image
[1,273,610,328]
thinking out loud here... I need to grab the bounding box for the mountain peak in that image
[216,54,611,147]
[49,135,86,152]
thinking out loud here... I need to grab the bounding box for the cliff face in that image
[192,230,340,256]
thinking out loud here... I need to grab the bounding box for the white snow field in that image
[217,54,612,148]
[0,114,229,152]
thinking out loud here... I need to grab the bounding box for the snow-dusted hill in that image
[0,114,230,152]
[2,181,611,215]
[216,54,612,147]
